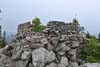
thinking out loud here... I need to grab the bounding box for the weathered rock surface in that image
[0,21,87,67]
[32,47,56,67]
[46,63,57,67]
[32,47,48,67]
[59,56,69,67]
[82,63,100,67]
[21,51,31,60]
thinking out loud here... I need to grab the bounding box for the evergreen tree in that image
[72,18,85,32]
[79,26,85,32]
[0,26,6,48]
[0,10,1,13]
[2,30,6,47]
[72,18,79,25]
[0,25,2,46]
[98,32,100,43]
[82,38,100,63]
[0,25,1,38]
[32,17,46,32]
[86,31,91,39]
[90,35,96,39]
[0,25,3,48]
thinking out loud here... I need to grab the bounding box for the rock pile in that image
[0,21,87,67]
[47,21,79,34]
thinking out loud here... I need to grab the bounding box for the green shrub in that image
[81,38,100,63]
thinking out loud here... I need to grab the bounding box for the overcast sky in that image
[0,0,100,36]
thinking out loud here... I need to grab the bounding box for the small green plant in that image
[32,17,46,32]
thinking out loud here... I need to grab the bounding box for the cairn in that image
[0,21,87,67]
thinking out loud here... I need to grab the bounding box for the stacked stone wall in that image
[0,21,87,67]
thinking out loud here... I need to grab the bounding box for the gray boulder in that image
[60,35,69,41]
[71,41,79,48]
[0,54,16,67]
[40,38,48,45]
[16,60,29,67]
[26,36,31,41]
[31,43,44,49]
[46,51,56,63]
[0,63,5,67]
[51,37,59,46]
[31,36,43,43]
[32,47,56,67]
[11,48,23,61]
[68,49,77,56]
[32,47,48,67]
[55,43,70,52]
[58,57,68,67]
[69,62,79,67]
[46,63,57,67]
[82,63,100,67]
[57,51,65,56]
[46,43,55,51]
[21,51,31,60]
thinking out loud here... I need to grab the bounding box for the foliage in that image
[86,32,91,39]
[81,37,100,63]
[79,26,85,32]
[0,26,6,48]
[80,26,100,63]
[2,31,6,47]
[0,25,1,37]
[72,18,79,25]
[0,10,1,13]
[98,32,100,43]
[32,17,46,32]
